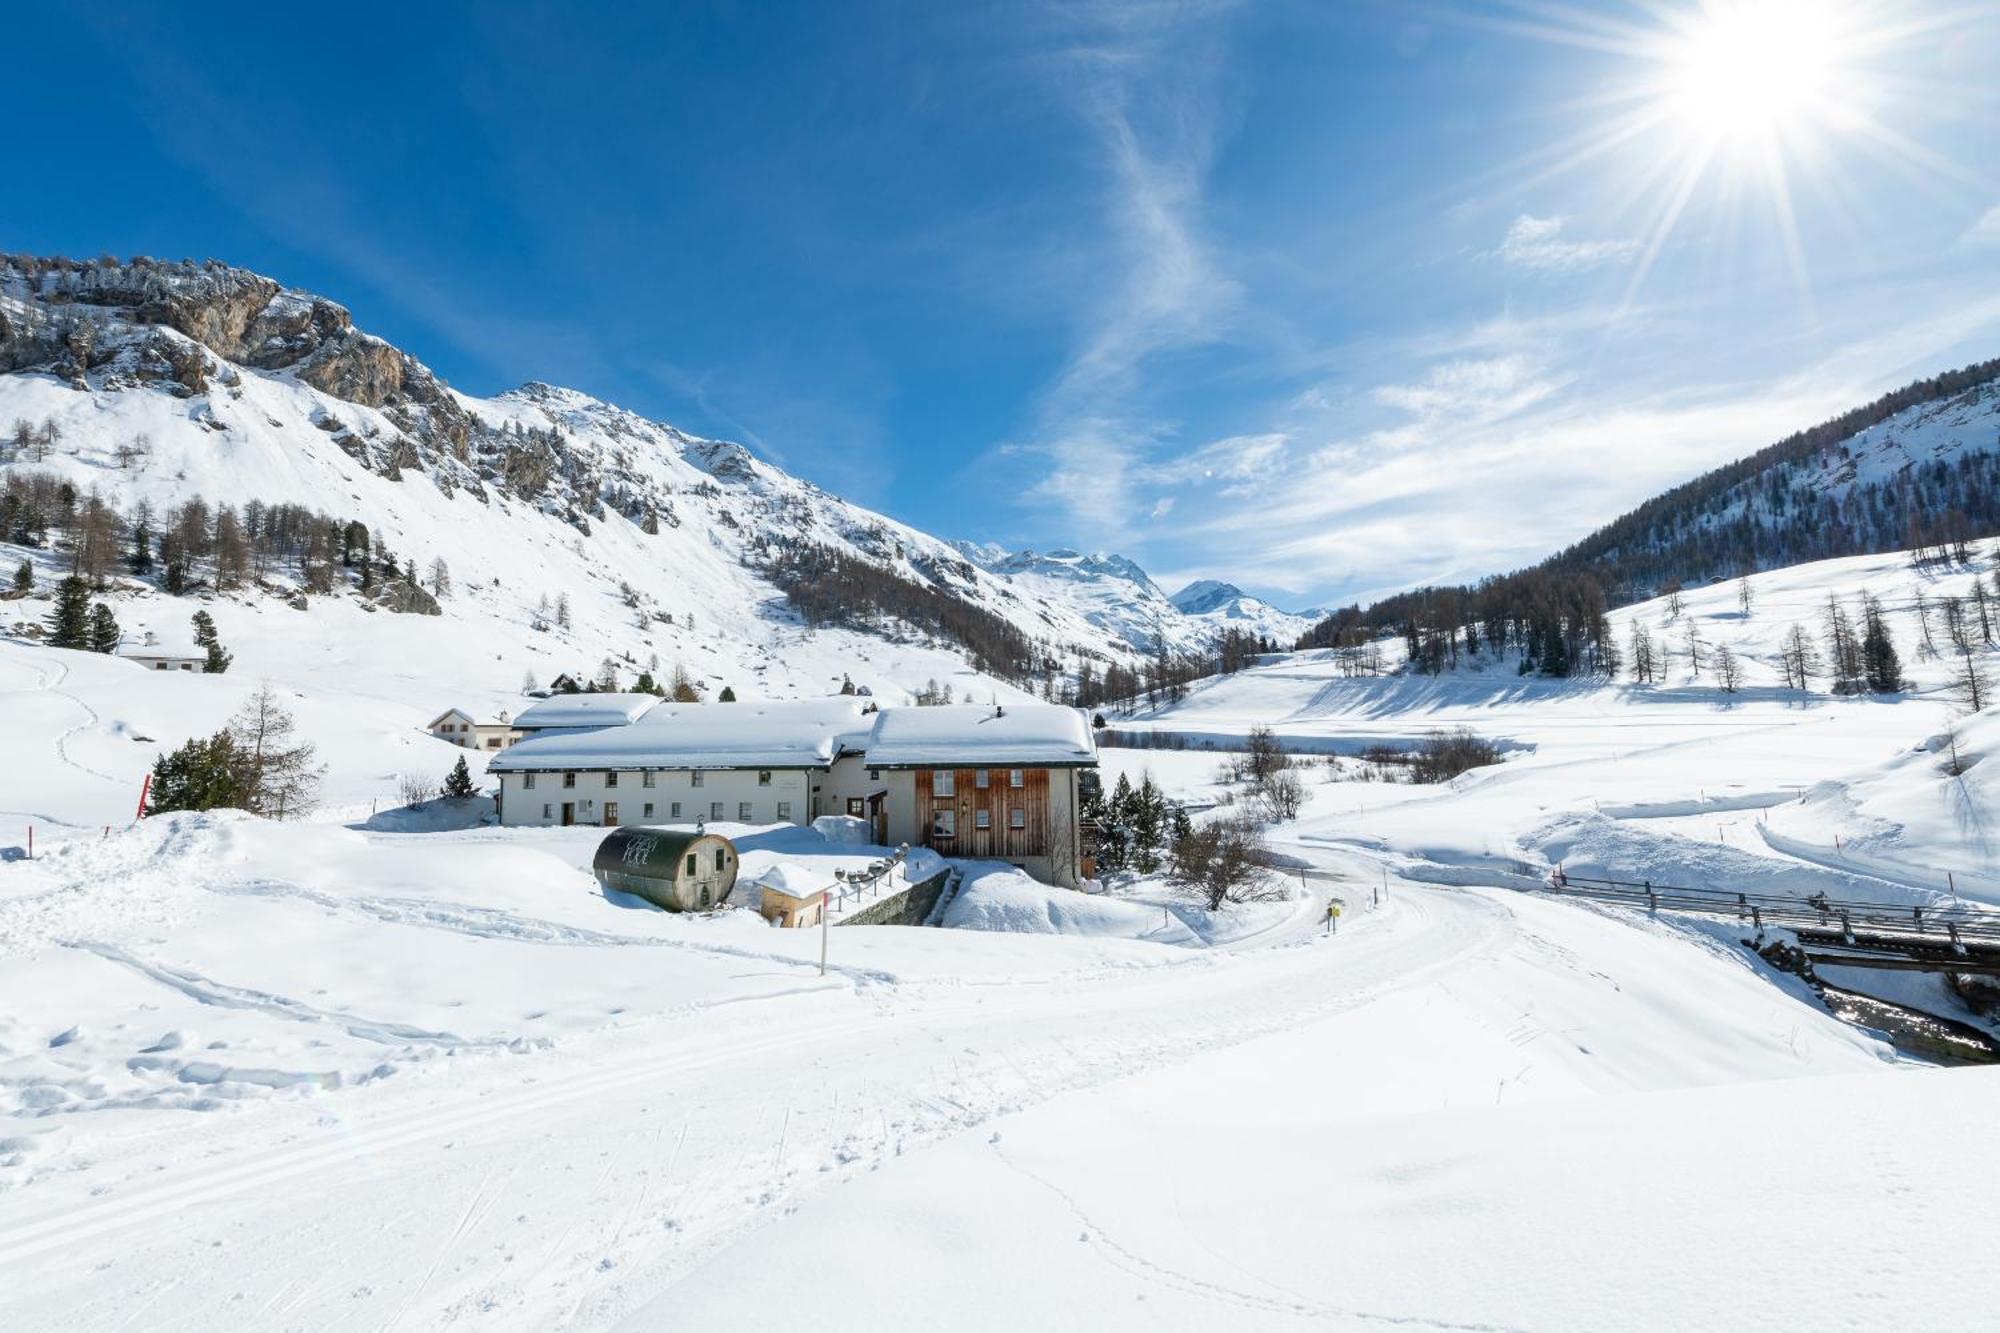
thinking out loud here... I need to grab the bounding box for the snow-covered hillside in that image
[0,254,1257,707]
[1543,358,2000,595]
[1103,543,2000,1023]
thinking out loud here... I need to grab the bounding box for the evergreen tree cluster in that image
[763,539,1040,684]
[1080,772,1187,876]
[3,467,419,602]
[148,685,323,819]
[1296,360,2000,676]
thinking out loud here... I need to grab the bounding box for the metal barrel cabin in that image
[591,827,738,912]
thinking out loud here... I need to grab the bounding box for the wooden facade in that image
[914,767,1055,862]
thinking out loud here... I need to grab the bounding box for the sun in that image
[1661,0,1844,144]
[1469,0,1980,313]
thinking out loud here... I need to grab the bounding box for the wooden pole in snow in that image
[135,772,152,822]
[819,888,830,976]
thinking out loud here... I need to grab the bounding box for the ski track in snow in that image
[65,940,499,1050]
[0,885,1509,1330]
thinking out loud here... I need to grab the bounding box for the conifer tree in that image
[718,685,737,701]
[11,560,29,596]
[88,602,120,654]
[148,732,250,813]
[1860,594,1902,694]
[191,610,232,674]
[442,754,477,799]
[46,575,91,648]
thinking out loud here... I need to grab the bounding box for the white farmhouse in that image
[489,698,871,832]
[487,697,1097,886]
[425,708,520,751]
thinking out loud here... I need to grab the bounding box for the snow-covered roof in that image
[115,643,204,660]
[491,699,873,772]
[747,862,830,901]
[859,704,1097,768]
[509,693,662,731]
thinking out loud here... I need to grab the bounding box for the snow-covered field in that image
[5,544,2000,1330]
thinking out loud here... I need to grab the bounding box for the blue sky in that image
[9,1,2000,608]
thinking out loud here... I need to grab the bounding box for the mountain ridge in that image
[0,252,1266,687]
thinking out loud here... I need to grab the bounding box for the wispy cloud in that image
[1493,214,1639,273]
[1007,1,1244,546]
[1962,202,2000,247]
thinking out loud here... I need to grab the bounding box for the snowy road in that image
[0,878,1501,1330]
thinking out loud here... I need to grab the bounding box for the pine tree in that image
[148,732,250,814]
[555,593,572,629]
[88,602,120,654]
[46,576,92,648]
[441,755,477,799]
[10,560,29,596]
[718,685,737,702]
[1860,594,1902,694]
[1128,776,1167,874]
[128,515,153,575]
[191,610,232,674]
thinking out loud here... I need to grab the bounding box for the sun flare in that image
[1662,0,1843,143]
[1479,0,1976,312]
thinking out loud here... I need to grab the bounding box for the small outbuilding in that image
[749,863,830,929]
[591,827,738,912]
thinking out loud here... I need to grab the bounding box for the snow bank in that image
[941,865,1200,945]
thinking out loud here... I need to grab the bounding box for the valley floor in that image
[6,548,2000,1329]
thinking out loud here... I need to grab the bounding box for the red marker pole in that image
[136,772,152,821]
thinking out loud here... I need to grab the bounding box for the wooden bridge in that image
[1537,873,2000,976]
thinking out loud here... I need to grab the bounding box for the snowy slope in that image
[0,254,1234,707]
[1108,544,2000,919]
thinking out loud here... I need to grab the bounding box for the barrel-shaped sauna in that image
[592,828,738,912]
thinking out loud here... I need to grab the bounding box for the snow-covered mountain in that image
[948,543,1202,653]
[1168,578,1324,642]
[0,254,1260,699]
[1542,356,2000,597]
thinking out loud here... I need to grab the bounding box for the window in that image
[714,849,727,871]
[777,801,792,820]
[976,769,989,789]
[931,770,955,797]
[691,771,704,787]
[523,773,536,790]
[670,801,682,819]
[975,809,991,830]
[643,802,655,818]
[932,809,956,838]
[685,853,697,875]
[642,771,656,789]
[542,803,552,819]
[757,770,772,786]
[605,771,619,788]
[738,801,752,820]
[485,737,500,749]
[604,802,619,824]
[847,798,864,817]
[1010,807,1025,830]
[562,771,577,789]
[710,801,724,820]
[1009,769,1024,788]
[868,768,880,781]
